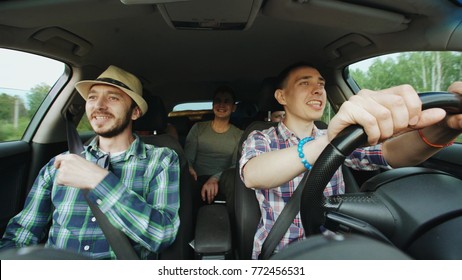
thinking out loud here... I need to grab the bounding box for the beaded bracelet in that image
[297,136,314,170]
[417,129,455,148]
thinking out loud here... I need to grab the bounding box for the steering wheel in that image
[299,92,462,259]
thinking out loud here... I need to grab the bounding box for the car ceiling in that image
[1,0,462,109]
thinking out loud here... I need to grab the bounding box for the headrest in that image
[257,77,283,112]
[133,94,167,134]
[230,101,259,129]
[233,101,259,119]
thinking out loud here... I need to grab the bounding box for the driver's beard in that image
[94,109,133,138]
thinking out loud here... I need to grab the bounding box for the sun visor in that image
[263,0,410,34]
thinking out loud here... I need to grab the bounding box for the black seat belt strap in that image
[65,112,139,260]
[259,170,310,260]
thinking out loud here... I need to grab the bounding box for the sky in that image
[0,48,65,91]
[349,53,399,72]
[349,59,375,72]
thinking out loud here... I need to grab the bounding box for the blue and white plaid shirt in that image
[0,135,180,259]
[239,122,391,259]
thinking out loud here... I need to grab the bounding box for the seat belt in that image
[260,165,361,259]
[259,170,310,260]
[65,112,139,260]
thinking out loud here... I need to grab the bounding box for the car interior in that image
[0,0,462,260]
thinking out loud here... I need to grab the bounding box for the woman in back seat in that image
[184,86,243,214]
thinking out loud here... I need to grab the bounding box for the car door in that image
[0,48,68,235]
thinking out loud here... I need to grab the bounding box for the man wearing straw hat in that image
[0,65,180,259]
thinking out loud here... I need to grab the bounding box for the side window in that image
[348,51,462,143]
[320,102,333,125]
[0,48,65,142]
[77,114,93,133]
[349,52,462,91]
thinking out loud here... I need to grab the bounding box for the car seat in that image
[133,94,179,140]
[230,101,259,130]
[168,115,192,147]
[234,121,276,259]
[255,77,283,121]
[133,94,194,260]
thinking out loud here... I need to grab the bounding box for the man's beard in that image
[92,109,133,138]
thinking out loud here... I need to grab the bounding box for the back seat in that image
[230,101,259,130]
[133,94,195,259]
[168,115,193,148]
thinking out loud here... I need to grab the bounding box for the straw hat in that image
[75,65,148,115]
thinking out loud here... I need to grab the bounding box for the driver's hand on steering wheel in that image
[445,81,462,130]
[327,84,450,145]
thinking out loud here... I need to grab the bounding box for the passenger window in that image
[0,48,65,142]
[348,51,462,143]
[77,116,93,133]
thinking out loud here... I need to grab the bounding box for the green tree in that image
[0,118,30,141]
[0,93,27,121]
[320,102,334,124]
[77,115,94,132]
[0,83,50,141]
[350,51,462,143]
[27,83,50,117]
[350,52,462,92]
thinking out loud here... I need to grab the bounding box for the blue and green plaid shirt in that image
[0,135,180,259]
